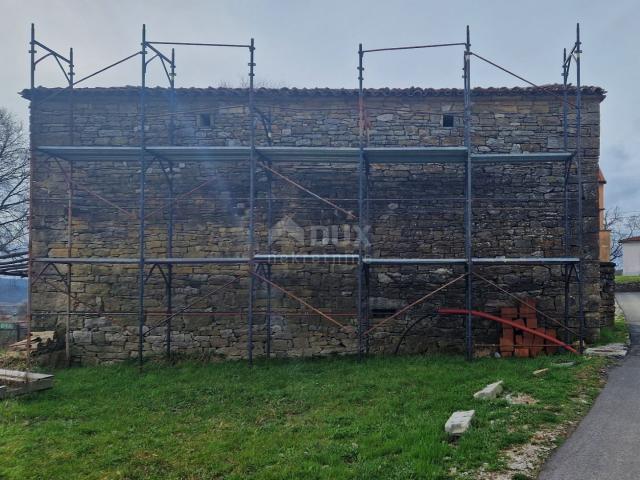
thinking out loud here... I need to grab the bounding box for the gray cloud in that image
[1,0,638,211]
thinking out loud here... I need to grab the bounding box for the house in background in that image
[621,237,640,275]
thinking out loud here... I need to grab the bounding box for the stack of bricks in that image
[499,299,558,358]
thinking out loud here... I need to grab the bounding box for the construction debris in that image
[584,343,628,358]
[499,299,558,358]
[473,380,504,400]
[0,368,54,398]
[533,368,550,376]
[8,331,56,353]
[445,410,475,436]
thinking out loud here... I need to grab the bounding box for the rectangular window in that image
[198,113,212,127]
[442,114,454,128]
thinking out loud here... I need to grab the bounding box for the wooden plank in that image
[0,369,54,396]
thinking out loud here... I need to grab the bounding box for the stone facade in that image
[23,85,607,364]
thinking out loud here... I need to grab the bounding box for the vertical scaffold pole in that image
[26,23,36,372]
[264,110,273,359]
[166,48,176,359]
[247,38,256,365]
[575,23,585,353]
[357,43,366,359]
[463,26,473,360]
[138,24,147,369]
[562,47,571,344]
[66,46,75,366]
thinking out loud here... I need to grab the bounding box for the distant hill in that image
[0,276,27,304]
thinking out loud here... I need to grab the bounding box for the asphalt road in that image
[539,292,640,480]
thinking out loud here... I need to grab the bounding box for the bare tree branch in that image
[0,108,29,259]
[605,206,640,263]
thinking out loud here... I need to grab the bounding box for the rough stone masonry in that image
[22,85,609,364]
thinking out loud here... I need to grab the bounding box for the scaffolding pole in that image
[463,26,473,360]
[247,38,256,365]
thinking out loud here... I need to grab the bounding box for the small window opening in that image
[371,308,396,319]
[442,114,454,128]
[198,113,212,127]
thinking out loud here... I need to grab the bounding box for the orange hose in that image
[438,308,578,355]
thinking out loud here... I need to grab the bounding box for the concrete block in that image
[473,381,504,400]
[584,343,628,358]
[445,410,475,436]
[533,368,549,376]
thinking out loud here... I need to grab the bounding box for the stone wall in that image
[599,262,616,327]
[24,86,606,363]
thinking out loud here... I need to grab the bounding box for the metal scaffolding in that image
[25,23,587,367]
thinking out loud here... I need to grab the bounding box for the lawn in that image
[593,312,630,346]
[0,355,604,480]
[615,275,640,284]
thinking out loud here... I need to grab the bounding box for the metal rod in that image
[357,43,365,359]
[576,23,585,353]
[65,160,73,366]
[147,41,251,48]
[33,39,71,63]
[264,110,273,359]
[562,46,571,342]
[247,38,256,365]
[471,51,576,108]
[67,51,74,366]
[251,271,346,329]
[138,24,147,369]
[166,49,176,359]
[463,26,473,361]
[145,277,239,335]
[74,52,141,87]
[258,160,357,220]
[26,23,36,375]
[32,256,581,265]
[363,42,466,53]
[365,273,468,335]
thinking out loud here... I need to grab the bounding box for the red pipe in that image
[438,308,578,355]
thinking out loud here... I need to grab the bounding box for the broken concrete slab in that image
[445,410,475,436]
[473,380,504,400]
[0,368,54,397]
[584,343,628,358]
[533,368,549,376]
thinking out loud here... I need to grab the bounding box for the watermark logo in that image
[269,215,370,247]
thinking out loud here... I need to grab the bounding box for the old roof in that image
[621,236,640,243]
[20,84,606,100]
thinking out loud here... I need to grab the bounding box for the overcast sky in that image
[1,0,638,214]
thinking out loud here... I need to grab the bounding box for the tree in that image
[604,206,640,263]
[0,108,29,275]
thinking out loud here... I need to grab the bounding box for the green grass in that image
[0,355,604,480]
[615,275,640,284]
[593,312,629,346]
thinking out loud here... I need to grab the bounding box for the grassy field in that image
[594,312,630,346]
[616,275,640,284]
[0,355,604,480]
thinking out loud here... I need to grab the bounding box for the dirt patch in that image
[505,393,538,405]
[472,422,575,480]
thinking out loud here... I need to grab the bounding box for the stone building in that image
[22,85,614,364]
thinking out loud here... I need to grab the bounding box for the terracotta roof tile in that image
[20,84,606,100]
